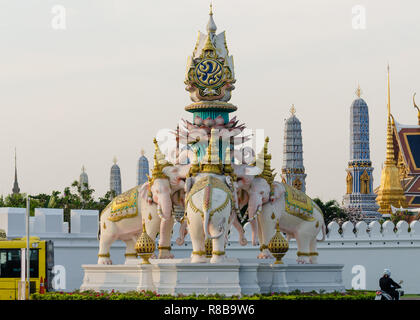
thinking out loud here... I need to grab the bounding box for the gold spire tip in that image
[290,104,296,116]
[355,84,362,98]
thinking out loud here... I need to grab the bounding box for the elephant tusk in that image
[157,204,168,221]
[249,205,263,222]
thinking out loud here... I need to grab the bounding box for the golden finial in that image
[82,165,85,172]
[113,156,117,165]
[257,137,274,185]
[141,148,145,156]
[135,222,156,264]
[201,129,222,174]
[290,104,296,116]
[413,93,420,125]
[153,138,171,169]
[268,220,289,264]
[210,1,213,15]
[385,64,395,165]
[387,64,391,118]
[355,84,362,98]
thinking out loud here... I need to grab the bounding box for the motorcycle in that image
[375,280,404,300]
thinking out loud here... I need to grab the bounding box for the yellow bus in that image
[0,236,54,300]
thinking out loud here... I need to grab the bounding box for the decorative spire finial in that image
[387,64,391,118]
[113,156,117,165]
[290,104,296,116]
[201,129,222,174]
[82,165,85,172]
[355,84,362,98]
[207,1,217,34]
[12,147,20,195]
[385,65,395,165]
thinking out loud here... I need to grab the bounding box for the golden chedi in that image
[376,66,407,214]
[268,221,289,264]
[135,222,156,264]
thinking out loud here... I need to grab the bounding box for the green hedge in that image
[31,289,375,300]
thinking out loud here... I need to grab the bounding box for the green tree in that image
[313,198,346,226]
[0,181,113,231]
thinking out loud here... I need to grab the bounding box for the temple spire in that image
[385,65,395,165]
[207,2,217,34]
[12,148,20,195]
[376,65,407,215]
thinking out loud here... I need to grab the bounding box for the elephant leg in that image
[250,219,259,246]
[189,216,206,263]
[98,233,115,265]
[309,238,318,264]
[176,220,188,246]
[232,213,247,246]
[123,238,138,263]
[257,214,274,259]
[296,233,311,264]
[210,237,226,263]
[158,217,175,259]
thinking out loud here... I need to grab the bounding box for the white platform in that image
[81,258,345,296]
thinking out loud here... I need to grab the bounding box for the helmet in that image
[383,269,391,276]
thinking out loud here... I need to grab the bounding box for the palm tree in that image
[313,198,346,226]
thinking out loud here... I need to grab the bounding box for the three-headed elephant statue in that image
[248,178,326,264]
[185,173,234,263]
[97,174,173,264]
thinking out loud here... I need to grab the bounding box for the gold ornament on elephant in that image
[268,221,289,264]
[205,238,213,258]
[257,137,277,196]
[135,222,156,264]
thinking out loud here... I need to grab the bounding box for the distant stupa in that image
[12,148,20,195]
[281,105,307,192]
[376,66,407,214]
[79,166,89,191]
[342,85,380,220]
[110,157,122,196]
[137,149,149,186]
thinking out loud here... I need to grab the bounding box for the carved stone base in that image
[80,258,344,296]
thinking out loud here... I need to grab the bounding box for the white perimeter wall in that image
[1,207,419,294]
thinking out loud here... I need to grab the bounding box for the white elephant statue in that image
[97,139,176,264]
[258,182,326,263]
[246,137,326,263]
[185,173,233,263]
[97,175,173,264]
[248,177,326,263]
[232,163,264,246]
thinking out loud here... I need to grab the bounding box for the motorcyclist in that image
[379,269,401,300]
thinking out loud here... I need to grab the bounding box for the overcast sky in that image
[1,0,419,203]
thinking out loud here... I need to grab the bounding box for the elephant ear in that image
[271,182,283,201]
[139,182,150,200]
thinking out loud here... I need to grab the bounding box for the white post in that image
[26,197,30,299]
[19,248,26,300]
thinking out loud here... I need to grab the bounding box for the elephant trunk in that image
[203,185,224,240]
[204,209,224,240]
[158,196,173,221]
[247,193,262,221]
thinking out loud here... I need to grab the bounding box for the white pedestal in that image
[81,258,345,296]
